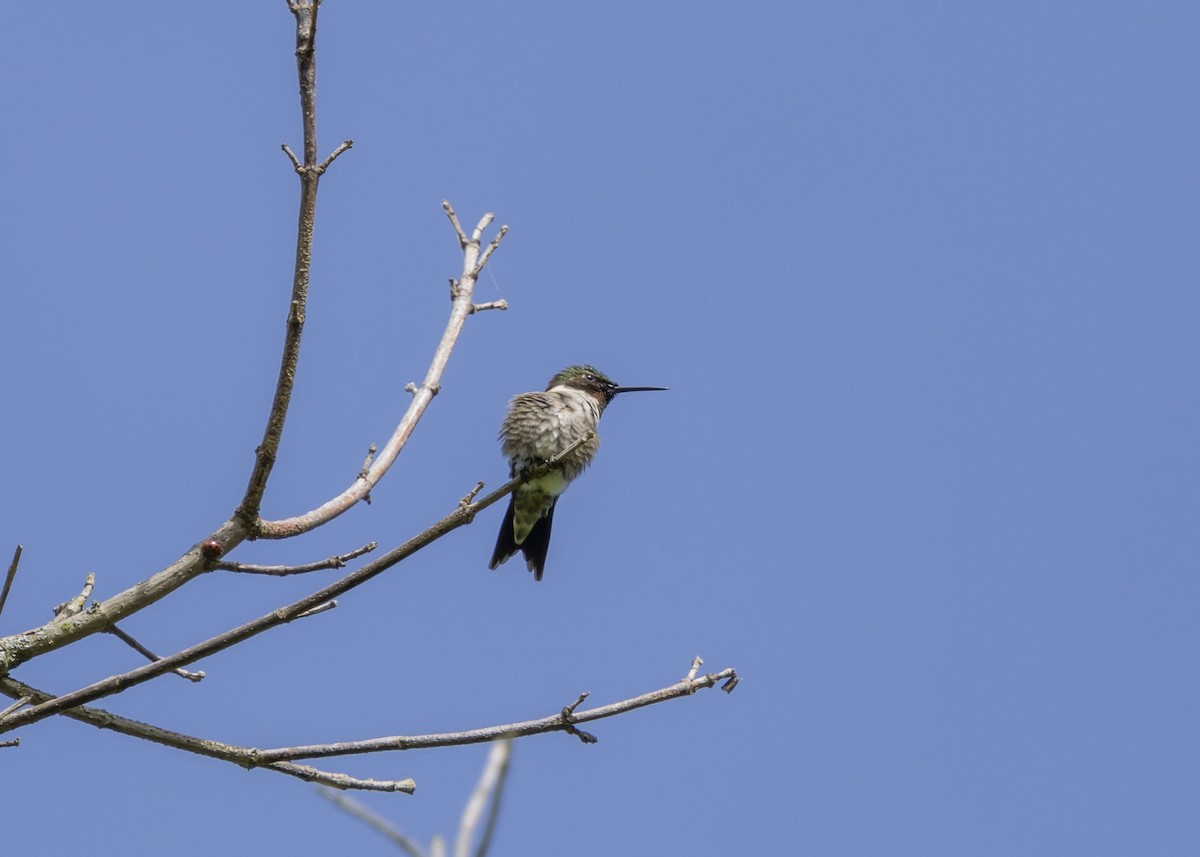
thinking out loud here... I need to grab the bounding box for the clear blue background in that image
[2,2,1197,854]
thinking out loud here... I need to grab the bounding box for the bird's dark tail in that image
[520,502,555,582]
[489,497,519,571]
[488,497,556,581]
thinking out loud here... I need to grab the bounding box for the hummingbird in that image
[488,365,667,580]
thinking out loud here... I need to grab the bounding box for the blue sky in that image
[2,2,1197,854]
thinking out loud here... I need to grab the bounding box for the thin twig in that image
[107,625,205,682]
[469,300,508,314]
[282,143,302,170]
[358,444,378,479]
[237,0,338,523]
[444,200,469,247]
[52,573,94,620]
[319,789,428,857]
[216,543,377,576]
[473,225,508,277]
[460,482,485,507]
[473,742,511,857]
[456,740,513,857]
[257,201,507,538]
[0,545,22,625]
[0,440,593,734]
[559,691,597,741]
[0,738,18,749]
[0,696,30,719]
[253,660,738,763]
[0,0,336,676]
[295,600,337,619]
[0,518,247,675]
[318,139,353,171]
[0,675,414,793]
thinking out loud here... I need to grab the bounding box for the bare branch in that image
[0,675,415,793]
[0,443,589,734]
[0,545,22,625]
[0,519,247,675]
[444,200,469,247]
[216,542,377,575]
[106,625,205,682]
[286,765,413,793]
[0,432,593,732]
[457,740,512,857]
[460,482,485,506]
[358,443,378,479]
[473,224,508,277]
[469,300,508,314]
[319,139,354,171]
[282,142,302,170]
[319,789,429,857]
[557,691,597,743]
[322,741,513,857]
[236,0,330,522]
[0,0,347,683]
[257,202,507,539]
[255,661,739,763]
[0,696,30,719]
[472,745,511,857]
[295,600,338,619]
[52,572,94,620]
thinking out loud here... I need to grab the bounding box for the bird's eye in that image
[584,374,595,381]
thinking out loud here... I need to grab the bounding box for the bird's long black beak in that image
[612,386,669,394]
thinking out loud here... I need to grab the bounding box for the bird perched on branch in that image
[488,365,667,580]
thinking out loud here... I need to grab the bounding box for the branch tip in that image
[472,213,496,240]
[296,600,338,620]
[216,542,376,576]
[281,143,302,170]
[318,139,354,171]
[107,625,206,682]
[469,299,508,314]
[358,444,378,479]
[564,691,590,715]
[474,224,509,274]
[0,695,31,720]
[560,692,598,743]
[0,544,23,623]
[460,482,485,507]
[566,725,599,744]
[53,572,95,620]
[444,201,469,246]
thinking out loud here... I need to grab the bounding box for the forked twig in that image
[0,675,414,793]
[257,201,508,539]
[216,543,377,576]
[254,660,738,763]
[0,437,595,735]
